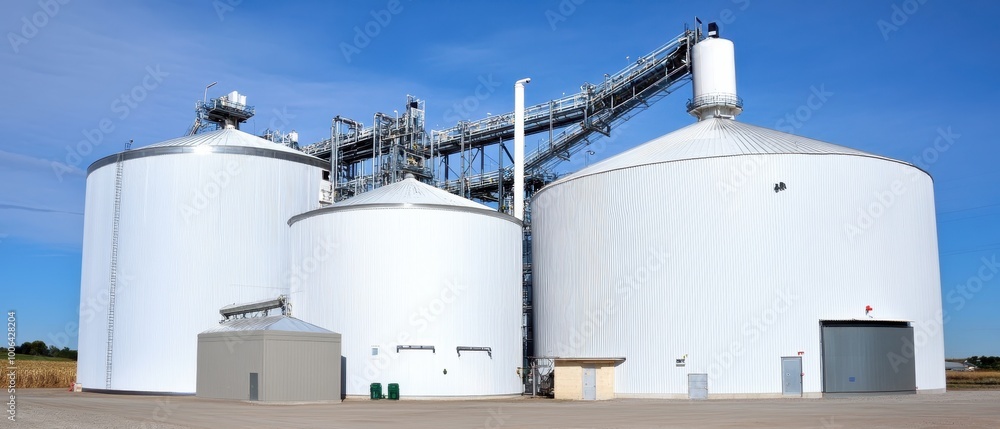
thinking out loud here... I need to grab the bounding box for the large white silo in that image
[78,128,327,393]
[289,177,523,397]
[531,30,944,398]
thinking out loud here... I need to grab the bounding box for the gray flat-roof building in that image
[197,316,342,402]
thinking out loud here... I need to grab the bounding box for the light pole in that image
[203,81,218,104]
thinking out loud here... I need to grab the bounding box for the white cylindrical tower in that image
[289,177,523,397]
[77,128,326,394]
[687,33,743,120]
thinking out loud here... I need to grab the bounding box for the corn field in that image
[946,370,1000,389]
[14,360,77,388]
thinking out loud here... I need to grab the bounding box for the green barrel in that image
[370,382,383,400]
[387,383,399,400]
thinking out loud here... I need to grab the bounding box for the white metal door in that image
[781,357,802,396]
[582,367,596,400]
[688,373,708,400]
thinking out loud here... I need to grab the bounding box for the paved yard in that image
[12,389,1000,428]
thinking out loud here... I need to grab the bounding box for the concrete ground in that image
[12,389,1000,428]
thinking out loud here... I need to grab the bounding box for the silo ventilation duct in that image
[219,295,290,320]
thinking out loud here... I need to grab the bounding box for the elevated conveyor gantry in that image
[299,28,700,201]
[441,30,698,200]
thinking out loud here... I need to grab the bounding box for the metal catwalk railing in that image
[300,29,698,176]
[439,30,697,199]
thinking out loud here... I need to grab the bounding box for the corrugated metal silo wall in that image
[289,208,522,397]
[77,152,322,393]
[531,154,944,396]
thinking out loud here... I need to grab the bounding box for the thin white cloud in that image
[0,149,74,172]
[0,203,81,215]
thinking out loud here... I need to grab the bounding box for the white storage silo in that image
[289,177,523,397]
[78,128,327,394]
[532,33,944,398]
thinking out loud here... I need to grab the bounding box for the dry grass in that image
[946,370,1000,390]
[15,360,77,388]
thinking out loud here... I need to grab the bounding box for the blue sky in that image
[1,1,997,357]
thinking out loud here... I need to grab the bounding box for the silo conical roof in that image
[289,177,517,226]
[333,177,493,210]
[547,117,915,189]
[142,128,305,154]
[199,315,333,334]
[87,128,325,174]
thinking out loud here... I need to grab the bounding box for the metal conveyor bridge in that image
[298,27,701,202]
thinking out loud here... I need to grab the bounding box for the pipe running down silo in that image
[513,78,530,221]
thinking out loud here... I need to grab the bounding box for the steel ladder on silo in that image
[105,139,131,389]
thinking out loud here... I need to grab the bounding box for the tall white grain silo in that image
[532,28,943,398]
[78,124,327,393]
[289,176,523,397]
